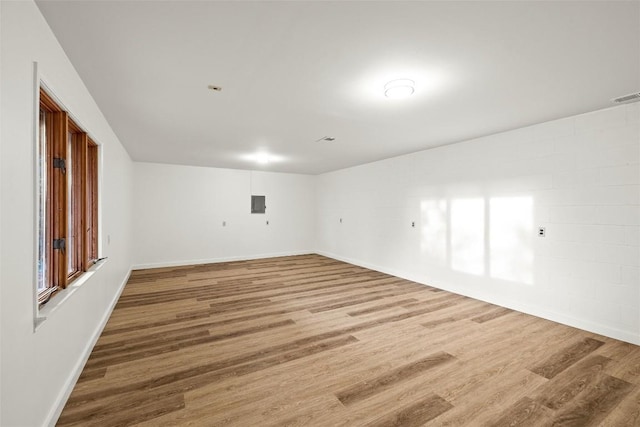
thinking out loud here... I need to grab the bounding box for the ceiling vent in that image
[316,136,336,142]
[612,92,640,104]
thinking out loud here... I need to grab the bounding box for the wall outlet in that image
[340,218,342,223]
[266,220,269,225]
[222,221,226,227]
[538,227,545,237]
[411,221,415,228]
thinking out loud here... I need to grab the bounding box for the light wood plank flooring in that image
[58,254,640,426]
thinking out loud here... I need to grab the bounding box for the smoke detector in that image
[612,92,640,104]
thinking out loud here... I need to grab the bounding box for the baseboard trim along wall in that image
[316,250,640,346]
[132,250,315,270]
[45,268,132,427]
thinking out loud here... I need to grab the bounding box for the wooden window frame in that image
[86,143,99,266]
[38,88,100,305]
[67,121,86,282]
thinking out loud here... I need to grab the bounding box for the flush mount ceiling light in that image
[254,152,270,164]
[241,151,284,165]
[384,79,415,99]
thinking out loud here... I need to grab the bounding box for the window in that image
[37,88,99,305]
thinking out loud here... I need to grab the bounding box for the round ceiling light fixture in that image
[384,79,415,99]
[254,152,270,164]
[241,151,285,165]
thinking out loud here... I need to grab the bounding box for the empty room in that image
[1,0,640,426]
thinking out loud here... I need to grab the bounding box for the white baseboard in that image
[317,250,640,346]
[132,250,314,270]
[45,267,132,427]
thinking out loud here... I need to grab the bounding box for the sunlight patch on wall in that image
[451,198,485,276]
[419,193,535,285]
[490,196,534,284]
[420,199,448,264]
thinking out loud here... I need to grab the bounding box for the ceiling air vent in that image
[316,136,336,142]
[612,92,640,104]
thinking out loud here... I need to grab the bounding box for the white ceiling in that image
[36,1,640,175]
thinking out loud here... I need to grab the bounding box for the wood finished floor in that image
[58,255,640,426]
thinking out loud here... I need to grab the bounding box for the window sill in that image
[34,258,108,331]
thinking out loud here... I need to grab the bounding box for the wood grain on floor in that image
[58,254,640,426]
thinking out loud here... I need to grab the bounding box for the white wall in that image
[0,1,4,423]
[317,104,640,344]
[0,2,134,425]
[133,163,315,268]
[0,2,637,425]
